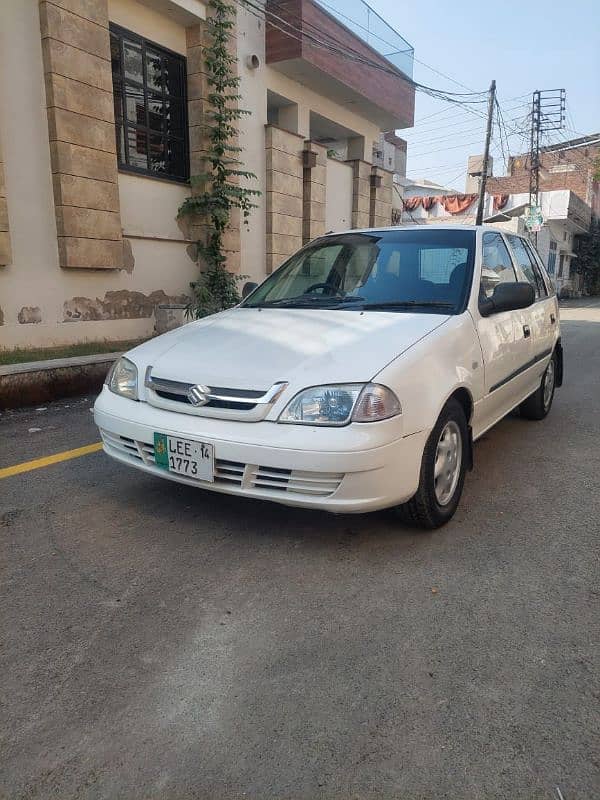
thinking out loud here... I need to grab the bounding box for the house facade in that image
[486,134,600,218]
[0,0,415,350]
[397,188,592,295]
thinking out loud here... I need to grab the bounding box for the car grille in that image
[100,430,344,498]
[144,372,288,421]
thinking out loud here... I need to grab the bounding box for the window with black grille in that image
[110,24,189,182]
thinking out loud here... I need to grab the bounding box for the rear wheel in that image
[519,351,556,420]
[397,398,468,529]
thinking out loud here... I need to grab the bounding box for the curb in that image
[0,352,122,410]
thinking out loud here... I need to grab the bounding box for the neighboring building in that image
[396,177,456,199]
[465,154,494,194]
[0,0,415,350]
[486,134,600,217]
[391,176,455,224]
[486,191,592,296]
[373,132,407,177]
[397,188,592,295]
[398,192,481,226]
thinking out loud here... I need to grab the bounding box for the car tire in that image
[397,398,468,530]
[519,351,557,421]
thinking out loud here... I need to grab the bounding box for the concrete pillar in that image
[278,104,300,134]
[369,165,394,228]
[265,124,304,273]
[297,105,310,139]
[302,141,327,244]
[186,10,240,273]
[347,136,366,162]
[39,0,123,269]
[0,139,11,266]
[348,159,371,229]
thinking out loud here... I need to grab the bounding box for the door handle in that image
[550,313,556,325]
[523,324,531,338]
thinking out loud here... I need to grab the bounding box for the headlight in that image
[107,357,138,400]
[352,384,402,422]
[278,383,401,426]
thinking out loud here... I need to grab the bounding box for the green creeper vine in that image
[178,0,260,318]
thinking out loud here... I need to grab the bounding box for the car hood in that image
[131,307,449,391]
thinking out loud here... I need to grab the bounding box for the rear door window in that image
[506,234,545,299]
[523,239,552,296]
[481,233,519,299]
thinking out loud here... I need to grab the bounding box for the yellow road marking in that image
[0,442,103,479]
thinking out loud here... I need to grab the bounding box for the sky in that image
[368,0,600,191]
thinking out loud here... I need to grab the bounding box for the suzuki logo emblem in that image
[187,384,211,407]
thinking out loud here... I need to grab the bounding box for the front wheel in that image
[397,398,468,529]
[519,351,556,420]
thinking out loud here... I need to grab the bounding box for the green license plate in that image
[154,433,214,482]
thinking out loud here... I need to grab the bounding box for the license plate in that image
[153,433,214,482]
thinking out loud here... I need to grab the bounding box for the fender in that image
[555,338,564,387]
[466,425,474,471]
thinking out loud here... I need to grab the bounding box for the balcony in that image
[265,0,415,131]
[314,0,414,78]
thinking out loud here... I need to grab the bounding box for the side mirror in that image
[242,281,258,299]
[479,282,535,317]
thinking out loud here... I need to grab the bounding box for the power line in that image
[239,0,490,107]
[408,138,493,158]
[404,102,531,143]
[265,0,490,101]
[238,1,553,184]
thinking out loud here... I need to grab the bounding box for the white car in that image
[94,225,562,528]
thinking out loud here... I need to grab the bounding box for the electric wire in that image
[238,0,490,107]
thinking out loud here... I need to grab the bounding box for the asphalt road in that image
[1,300,599,800]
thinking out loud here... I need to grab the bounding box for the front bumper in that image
[93,388,429,513]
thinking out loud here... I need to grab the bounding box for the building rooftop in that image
[541,132,600,153]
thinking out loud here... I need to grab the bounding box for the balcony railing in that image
[314,0,414,78]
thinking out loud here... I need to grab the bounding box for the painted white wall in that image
[325,159,353,232]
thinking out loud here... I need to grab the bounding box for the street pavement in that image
[1,299,599,799]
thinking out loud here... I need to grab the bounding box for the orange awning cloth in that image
[439,194,478,214]
[402,194,478,214]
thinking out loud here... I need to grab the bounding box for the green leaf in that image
[179,0,262,318]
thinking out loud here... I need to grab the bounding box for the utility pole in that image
[475,79,496,226]
[528,88,566,209]
[527,88,565,244]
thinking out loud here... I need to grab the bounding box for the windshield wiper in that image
[249,294,365,308]
[358,300,455,311]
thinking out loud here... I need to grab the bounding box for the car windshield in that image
[243,229,476,313]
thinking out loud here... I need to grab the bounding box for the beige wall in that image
[265,71,380,157]
[108,0,186,53]
[0,0,202,350]
[1,0,389,351]
[325,158,353,232]
[236,3,382,279]
[237,4,267,283]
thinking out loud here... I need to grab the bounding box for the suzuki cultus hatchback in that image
[95,226,562,528]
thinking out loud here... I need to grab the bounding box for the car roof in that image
[322,224,510,236]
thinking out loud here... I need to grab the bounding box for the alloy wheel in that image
[543,358,555,410]
[434,420,462,506]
